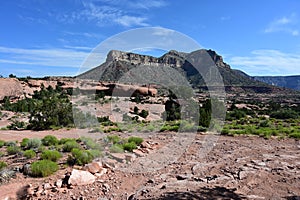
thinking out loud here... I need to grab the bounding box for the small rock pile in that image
[25,160,109,199]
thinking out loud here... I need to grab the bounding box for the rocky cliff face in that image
[78,49,288,93]
[106,49,229,69]
[106,50,186,67]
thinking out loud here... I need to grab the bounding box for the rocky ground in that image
[0,131,299,200]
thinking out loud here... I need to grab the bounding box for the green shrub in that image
[0,161,7,170]
[133,106,139,114]
[122,113,132,122]
[97,116,113,125]
[27,138,42,149]
[7,120,26,130]
[7,146,21,155]
[42,135,59,146]
[37,145,46,153]
[63,141,81,152]
[221,128,230,135]
[4,141,17,147]
[30,160,59,177]
[180,121,197,132]
[88,149,102,158]
[128,137,143,146]
[0,140,4,148]
[160,125,179,132]
[41,150,61,162]
[258,120,271,128]
[109,144,124,153]
[139,109,149,118]
[0,151,4,157]
[289,132,300,139]
[227,109,246,120]
[105,127,121,133]
[123,142,137,152]
[23,150,36,159]
[59,138,76,145]
[270,109,299,119]
[144,124,155,132]
[20,138,29,149]
[67,148,93,166]
[80,137,102,150]
[107,135,120,144]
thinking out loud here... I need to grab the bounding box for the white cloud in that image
[56,0,164,27]
[97,0,167,9]
[0,46,95,69]
[128,0,167,9]
[229,49,300,76]
[64,45,94,51]
[114,15,148,27]
[63,31,102,38]
[152,28,175,36]
[264,13,299,36]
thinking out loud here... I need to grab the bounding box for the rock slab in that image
[68,169,96,186]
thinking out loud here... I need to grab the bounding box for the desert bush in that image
[88,149,102,158]
[106,135,121,144]
[37,145,46,153]
[109,144,124,153]
[160,124,179,132]
[0,161,7,170]
[245,126,259,135]
[23,150,36,159]
[258,120,271,128]
[0,152,4,157]
[180,120,197,132]
[41,135,59,146]
[139,109,149,118]
[270,109,299,119]
[105,127,121,133]
[27,138,41,149]
[97,116,114,126]
[20,138,29,149]
[41,150,61,162]
[289,132,300,139]
[221,128,230,135]
[123,142,137,152]
[144,124,155,132]
[0,140,4,148]
[128,137,143,146]
[67,148,93,166]
[63,140,81,152]
[7,120,26,130]
[7,146,21,155]
[226,109,246,120]
[28,87,74,130]
[80,137,102,150]
[59,138,76,145]
[4,141,17,147]
[133,106,139,114]
[122,113,132,122]
[89,127,103,133]
[30,160,59,177]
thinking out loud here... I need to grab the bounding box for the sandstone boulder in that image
[83,161,103,174]
[68,169,96,186]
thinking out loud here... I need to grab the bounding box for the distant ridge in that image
[254,75,300,91]
[78,49,289,93]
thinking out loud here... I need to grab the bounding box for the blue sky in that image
[0,0,300,77]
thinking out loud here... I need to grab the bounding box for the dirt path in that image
[0,129,92,142]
